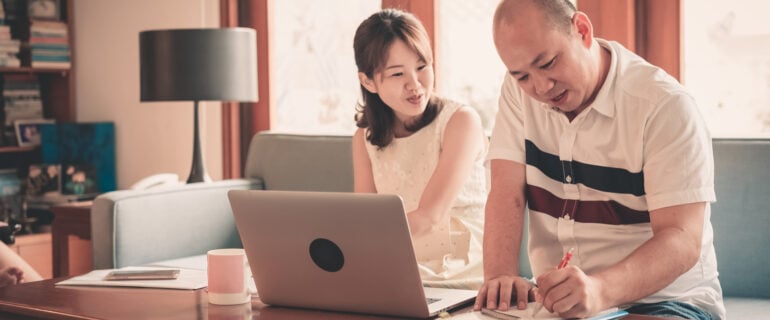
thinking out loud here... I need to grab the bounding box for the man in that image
[474,0,725,319]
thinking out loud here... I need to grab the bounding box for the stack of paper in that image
[55,266,207,290]
[481,303,628,320]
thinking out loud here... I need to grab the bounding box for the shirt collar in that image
[587,38,618,118]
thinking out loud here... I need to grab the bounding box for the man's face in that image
[494,11,596,114]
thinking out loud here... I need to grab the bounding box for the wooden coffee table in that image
[0,277,670,320]
[0,278,411,320]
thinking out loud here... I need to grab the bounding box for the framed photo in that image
[40,122,116,194]
[14,119,55,147]
[28,0,61,20]
[22,164,61,196]
[62,164,97,196]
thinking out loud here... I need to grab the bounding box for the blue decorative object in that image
[38,122,116,196]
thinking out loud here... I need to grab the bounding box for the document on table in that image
[56,266,207,290]
[481,303,627,320]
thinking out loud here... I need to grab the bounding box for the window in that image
[682,0,770,138]
[271,0,379,134]
[436,0,505,133]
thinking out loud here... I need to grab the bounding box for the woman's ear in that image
[358,72,378,94]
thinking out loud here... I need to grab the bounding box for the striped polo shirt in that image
[488,39,725,319]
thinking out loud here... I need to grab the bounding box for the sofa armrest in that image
[91,179,263,269]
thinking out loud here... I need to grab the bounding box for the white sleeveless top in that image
[365,101,487,289]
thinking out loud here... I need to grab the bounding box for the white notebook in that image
[482,303,627,320]
[55,266,207,290]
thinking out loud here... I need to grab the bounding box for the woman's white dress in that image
[365,101,487,289]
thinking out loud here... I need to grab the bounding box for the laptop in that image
[228,190,477,318]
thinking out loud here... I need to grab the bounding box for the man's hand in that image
[474,275,535,311]
[0,266,24,287]
[535,266,607,319]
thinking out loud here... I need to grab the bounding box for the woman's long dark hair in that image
[353,9,442,149]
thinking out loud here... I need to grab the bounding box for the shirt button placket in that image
[557,126,580,257]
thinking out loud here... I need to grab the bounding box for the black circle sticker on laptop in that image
[309,238,345,272]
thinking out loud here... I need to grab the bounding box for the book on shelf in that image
[0,36,20,61]
[1,74,42,145]
[30,60,69,68]
[30,54,68,62]
[29,36,67,44]
[30,27,67,37]
[0,44,20,53]
[27,19,69,68]
[29,42,66,50]
[0,59,20,67]
[0,0,7,25]
[29,19,67,29]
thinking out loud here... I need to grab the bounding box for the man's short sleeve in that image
[488,74,526,164]
[643,92,716,211]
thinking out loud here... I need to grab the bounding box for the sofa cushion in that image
[244,133,353,192]
[711,139,770,299]
[723,298,770,319]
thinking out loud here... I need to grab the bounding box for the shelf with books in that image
[0,66,69,74]
[0,1,74,279]
[0,145,35,153]
[0,0,74,149]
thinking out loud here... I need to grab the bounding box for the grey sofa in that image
[708,139,770,319]
[90,133,768,318]
[91,133,353,269]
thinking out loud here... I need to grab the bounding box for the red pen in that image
[558,248,574,269]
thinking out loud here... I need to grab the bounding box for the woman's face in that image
[360,39,434,127]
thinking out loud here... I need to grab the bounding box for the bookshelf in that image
[0,0,74,163]
[1,0,75,140]
[1,0,75,277]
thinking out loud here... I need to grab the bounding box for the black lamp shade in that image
[139,28,257,183]
[140,28,258,102]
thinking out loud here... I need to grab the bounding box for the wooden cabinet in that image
[5,200,93,280]
[50,201,92,278]
[8,232,52,279]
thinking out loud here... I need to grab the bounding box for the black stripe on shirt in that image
[525,140,645,196]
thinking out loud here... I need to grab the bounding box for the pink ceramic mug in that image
[207,248,250,305]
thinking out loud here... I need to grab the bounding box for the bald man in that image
[475,0,724,319]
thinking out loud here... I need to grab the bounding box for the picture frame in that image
[0,168,23,223]
[14,119,55,147]
[61,164,97,196]
[28,0,61,21]
[22,163,61,196]
[39,122,117,194]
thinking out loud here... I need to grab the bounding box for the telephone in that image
[130,173,182,190]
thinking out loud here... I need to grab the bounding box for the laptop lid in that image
[228,190,476,318]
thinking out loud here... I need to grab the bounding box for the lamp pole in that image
[187,100,212,183]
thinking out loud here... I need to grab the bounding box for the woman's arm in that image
[352,128,377,193]
[407,107,484,236]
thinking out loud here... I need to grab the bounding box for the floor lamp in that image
[140,28,258,183]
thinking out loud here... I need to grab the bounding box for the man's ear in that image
[358,72,378,94]
[572,11,593,46]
